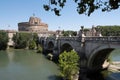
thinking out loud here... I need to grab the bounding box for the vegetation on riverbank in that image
[29,40,37,50]
[59,50,80,80]
[37,44,43,53]
[12,32,39,49]
[0,31,8,50]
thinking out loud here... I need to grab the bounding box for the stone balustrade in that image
[46,37,56,40]
[58,36,80,41]
[85,36,120,42]
[40,36,120,42]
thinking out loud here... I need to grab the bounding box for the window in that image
[34,22,38,24]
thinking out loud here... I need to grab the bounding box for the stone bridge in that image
[39,36,120,72]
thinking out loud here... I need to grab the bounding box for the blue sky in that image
[0,0,120,31]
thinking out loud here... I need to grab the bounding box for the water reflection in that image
[0,49,120,80]
[108,73,120,80]
[79,70,120,80]
[87,72,105,80]
[0,51,9,68]
[7,49,15,62]
[109,49,120,61]
[0,49,59,80]
[79,49,120,80]
[48,75,63,80]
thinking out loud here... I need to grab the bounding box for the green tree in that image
[62,30,77,36]
[37,44,43,53]
[98,25,120,36]
[32,33,39,46]
[44,0,120,16]
[59,50,80,80]
[29,40,37,50]
[13,32,31,49]
[13,32,39,49]
[0,31,8,50]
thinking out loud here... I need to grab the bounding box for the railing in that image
[40,37,55,40]
[40,36,120,42]
[85,36,120,42]
[40,36,80,40]
[58,36,80,41]
[46,37,56,40]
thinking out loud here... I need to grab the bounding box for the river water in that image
[104,49,120,80]
[0,49,120,80]
[87,49,120,80]
[0,49,59,80]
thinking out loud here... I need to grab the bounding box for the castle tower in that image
[18,16,48,32]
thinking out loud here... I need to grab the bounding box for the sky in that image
[0,0,120,31]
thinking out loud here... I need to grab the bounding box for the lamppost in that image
[58,26,61,36]
[8,25,10,31]
[56,26,61,37]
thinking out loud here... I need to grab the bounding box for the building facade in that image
[18,16,48,32]
[18,16,56,37]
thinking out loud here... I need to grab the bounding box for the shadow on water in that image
[86,72,105,80]
[48,72,105,80]
[48,75,63,80]
[106,72,120,80]
[48,72,120,80]
[79,71,120,80]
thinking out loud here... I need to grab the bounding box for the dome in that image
[29,17,41,25]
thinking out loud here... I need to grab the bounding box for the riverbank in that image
[108,61,120,73]
[102,59,120,73]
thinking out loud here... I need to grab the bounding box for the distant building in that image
[18,16,48,32]
[18,16,56,37]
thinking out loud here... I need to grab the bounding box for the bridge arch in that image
[47,41,54,51]
[41,40,44,46]
[60,43,73,53]
[86,44,120,71]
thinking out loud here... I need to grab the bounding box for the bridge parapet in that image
[46,37,56,40]
[85,36,120,42]
[40,37,56,41]
[58,36,80,41]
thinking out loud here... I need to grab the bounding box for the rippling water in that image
[89,49,120,80]
[104,49,120,80]
[0,49,59,80]
[0,49,120,80]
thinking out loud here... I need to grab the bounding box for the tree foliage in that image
[43,0,120,16]
[13,32,38,49]
[62,30,77,36]
[98,25,120,36]
[37,44,43,53]
[12,33,31,49]
[59,50,80,80]
[32,33,39,46]
[0,31,8,50]
[29,40,37,50]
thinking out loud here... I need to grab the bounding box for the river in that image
[105,49,120,80]
[87,49,120,80]
[0,49,120,80]
[0,49,59,80]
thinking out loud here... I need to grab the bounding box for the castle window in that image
[34,22,38,24]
